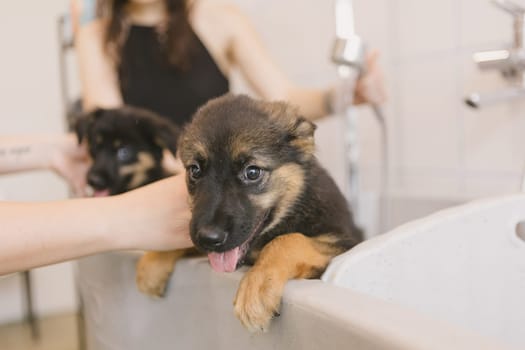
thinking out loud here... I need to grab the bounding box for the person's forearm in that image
[75,19,123,111]
[0,134,60,175]
[0,197,118,275]
[0,175,193,275]
[286,87,330,121]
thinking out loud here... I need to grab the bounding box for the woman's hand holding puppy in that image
[0,175,192,276]
[0,133,91,196]
[49,133,91,196]
[0,134,192,275]
[112,175,193,252]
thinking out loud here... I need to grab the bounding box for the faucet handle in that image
[492,0,525,17]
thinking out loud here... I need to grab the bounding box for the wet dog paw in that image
[135,254,173,297]
[233,269,283,332]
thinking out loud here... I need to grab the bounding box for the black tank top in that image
[118,25,230,125]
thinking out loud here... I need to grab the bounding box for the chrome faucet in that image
[466,0,525,107]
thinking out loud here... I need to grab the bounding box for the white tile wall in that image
[353,0,391,56]
[233,0,335,82]
[397,55,462,170]
[395,0,459,60]
[459,0,512,48]
[0,0,78,325]
[464,101,525,174]
[364,0,525,198]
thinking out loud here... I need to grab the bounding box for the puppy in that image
[141,94,363,332]
[74,106,180,196]
[75,106,194,297]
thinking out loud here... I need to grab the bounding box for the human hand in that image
[112,175,193,251]
[353,50,387,106]
[49,133,91,197]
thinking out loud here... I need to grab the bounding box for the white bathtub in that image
[78,195,525,350]
[78,256,502,350]
[323,194,525,350]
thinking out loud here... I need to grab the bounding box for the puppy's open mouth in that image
[207,210,271,273]
[91,188,111,197]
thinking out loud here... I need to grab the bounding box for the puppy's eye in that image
[116,145,135,163]
[244,165,263,182]
[188,164,202,180]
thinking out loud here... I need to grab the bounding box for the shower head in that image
[335,0,356,39]
[332,0,366,70]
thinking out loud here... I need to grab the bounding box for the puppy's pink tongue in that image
[208,247,240,273]
[93,189,110,197]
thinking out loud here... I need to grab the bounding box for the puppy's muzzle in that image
[87,171,109,190]
[196,226,228,251]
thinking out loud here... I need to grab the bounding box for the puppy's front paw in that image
[233,269,283,333]
[136,253,174,297]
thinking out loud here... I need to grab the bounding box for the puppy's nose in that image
[87,172,108,190]
[197,226,228,249]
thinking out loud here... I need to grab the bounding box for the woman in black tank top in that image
[92,0,230,126]
[118,24,229,125]
[75,0,385,123]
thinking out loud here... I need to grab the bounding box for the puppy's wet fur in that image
[140,94,363,332]
[75,106,180,195]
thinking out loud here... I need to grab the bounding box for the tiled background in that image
[0,0,77,327]
[238,0,525,200]
[359,0,525,233]
[1,0,525,326]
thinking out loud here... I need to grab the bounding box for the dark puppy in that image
[75,106,180,196]
[75,106,193,297]
[141,94,363,331]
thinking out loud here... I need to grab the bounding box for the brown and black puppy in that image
[177,94,363,331]
[136,94,363,329]
[75,106,180,196]
[75,106,196,297]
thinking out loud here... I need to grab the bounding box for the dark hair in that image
[98,0,194,69]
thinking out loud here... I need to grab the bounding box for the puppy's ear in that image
[74,109,104,144]
[262,100,317,157]
[139,113,180,156]
[153,121,180,156]
[288,117,316,156]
